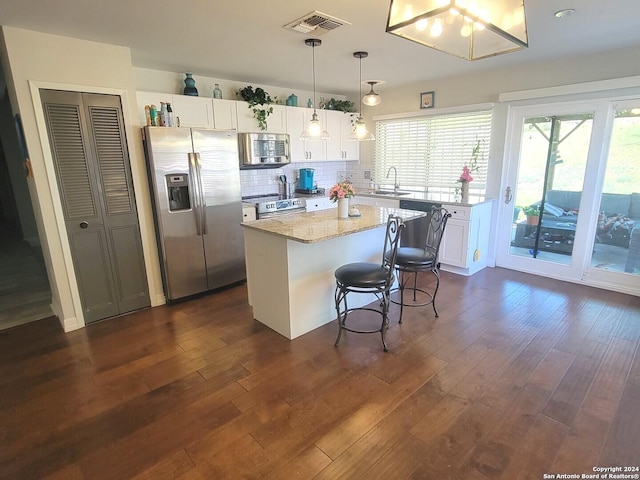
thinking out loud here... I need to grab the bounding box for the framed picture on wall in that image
[420,91,435,109]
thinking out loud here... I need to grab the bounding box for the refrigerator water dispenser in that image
[166,174,191,211]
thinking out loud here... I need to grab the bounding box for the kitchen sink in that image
[374,190,411,196]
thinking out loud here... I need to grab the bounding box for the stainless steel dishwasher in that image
[399,199,442,247]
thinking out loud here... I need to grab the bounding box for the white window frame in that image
[373,104,493,197]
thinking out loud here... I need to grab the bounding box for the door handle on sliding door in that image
[505,186,513,204]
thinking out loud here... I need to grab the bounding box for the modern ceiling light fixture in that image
[300,38,329,140]
[349,52,375,142]
[362,81,382,106]
[385,0,528,61]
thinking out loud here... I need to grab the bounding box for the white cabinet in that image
[170,95,213,128]
[212,99,238,130]
[237,101,287,133]
[136,91,213,128]
[325,110,359,161]
[242,205,257,222]
[440,201,493,276]
[306,196,335,212]
[286,107,325,162]
[354,196,399,208]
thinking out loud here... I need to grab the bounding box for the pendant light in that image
[362,81,382,106]
[300,38,329,140]
[349,52,375,142]
[385,0,528,61]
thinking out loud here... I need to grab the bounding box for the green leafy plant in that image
[522,205,540,216]
[238,86,274,131]
[328,98,356,113]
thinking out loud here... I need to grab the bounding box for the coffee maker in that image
[297,168,315,193]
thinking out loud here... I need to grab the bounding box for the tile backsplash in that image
[240,161,349,197]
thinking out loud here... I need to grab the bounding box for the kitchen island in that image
[242,205,425,340]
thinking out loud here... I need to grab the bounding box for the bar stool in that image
[391,207,450,322]
[334,215,405,351]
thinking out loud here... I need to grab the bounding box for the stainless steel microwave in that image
[238,132,290,169]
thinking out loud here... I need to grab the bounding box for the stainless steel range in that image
[243,194,306,219]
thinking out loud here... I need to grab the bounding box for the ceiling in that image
[2,0,640,96]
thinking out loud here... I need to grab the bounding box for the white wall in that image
[0,26,165,331]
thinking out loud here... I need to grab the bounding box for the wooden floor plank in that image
[0,267,638,479]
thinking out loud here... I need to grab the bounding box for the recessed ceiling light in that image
[555,9,575,18]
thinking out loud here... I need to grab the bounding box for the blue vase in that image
[183,73,198,96]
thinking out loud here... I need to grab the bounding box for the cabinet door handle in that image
[79,221,88,229]
[176,116,181,128]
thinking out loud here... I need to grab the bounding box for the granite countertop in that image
[357,189,494,207]
[241,205,425,244]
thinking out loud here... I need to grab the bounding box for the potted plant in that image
[238,86,274,131]
[522,205,540,225]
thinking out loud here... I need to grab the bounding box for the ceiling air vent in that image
[284,11,351,36]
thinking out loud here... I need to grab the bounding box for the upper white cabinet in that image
[171,95,213,128]
[324,110,359,161]
[212,99,238,130]
[236,101,287,133]
[136,91,213,128]
[286,107,325,162]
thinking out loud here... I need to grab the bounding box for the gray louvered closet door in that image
[41,90,149,323]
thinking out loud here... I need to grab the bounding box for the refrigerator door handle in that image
[194,152,207,235]
[188,152,202,236]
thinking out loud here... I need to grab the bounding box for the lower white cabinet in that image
[440,201,493,276]
[242,205,257,222]
[306,196,335,212]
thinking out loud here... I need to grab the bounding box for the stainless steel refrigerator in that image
[143,126,245,301]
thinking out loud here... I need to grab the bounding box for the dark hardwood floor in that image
[1,267,638,479]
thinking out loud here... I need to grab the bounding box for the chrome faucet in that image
[386,166,399,192]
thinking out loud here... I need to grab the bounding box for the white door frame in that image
[495,99,612,284]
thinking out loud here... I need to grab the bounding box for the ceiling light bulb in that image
[415,18,429,31]
[430,19,443,37]
[460,24,472,37]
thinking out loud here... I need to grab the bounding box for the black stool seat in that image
[394,247,436,267]
[335,263,392,288]
[334,215,404,352]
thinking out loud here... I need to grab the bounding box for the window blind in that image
[374,110,492,196]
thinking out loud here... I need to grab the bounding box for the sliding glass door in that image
[583,101,640,290]
[496,97,640,294]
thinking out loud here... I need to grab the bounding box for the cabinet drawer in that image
[446,206,470,220]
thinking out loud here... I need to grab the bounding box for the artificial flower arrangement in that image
[329,181,355,202]
[458,165,474,183]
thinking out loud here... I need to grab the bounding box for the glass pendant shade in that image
[349,51,375,142]
[362,82,382,106]
[300,38,330,140]
[386,0,528,60]
[300,111,329,140]
[349,116,375,141]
